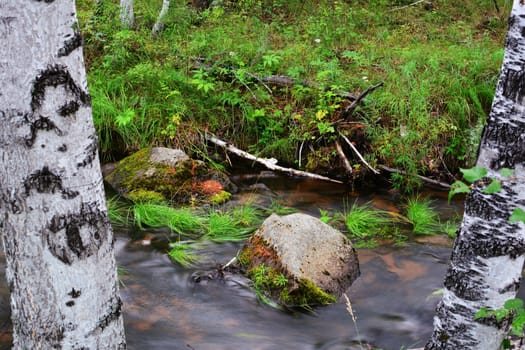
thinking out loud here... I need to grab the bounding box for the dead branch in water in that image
[206,134,344,184]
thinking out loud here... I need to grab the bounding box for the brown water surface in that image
[0,175,465,349]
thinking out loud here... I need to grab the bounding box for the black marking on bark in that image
[0,192,22,214]
[68,288,81,298]
[502,68,525,102]
[23,113,63,147]
[444,267,484,301]
[455,223,525,259]
[58,100,80,117]
[66,225,85,258]
[39,326,65,349]
[66,300,75,307]
[482,120,525,169]
[95,297,122,332]
[46,202,110,265]
[464,187,508,221]
[510,14,518,27]
[499,279,521,294]
[0,17,16,36]
[58,144,67,152]
[425,301,478,349]
[24,166,79,199]
[58,31,82,57]
[31,65,90,113]
[77,135,98,168]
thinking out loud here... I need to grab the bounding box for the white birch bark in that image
[0,1,126,349]
[426,1,525,349]
[152,0,171,36]
[120,0,134,29]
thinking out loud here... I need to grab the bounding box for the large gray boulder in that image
[239,213,359,306]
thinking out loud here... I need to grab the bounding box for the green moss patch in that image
[240,235,336,307]
[105,147,233,206]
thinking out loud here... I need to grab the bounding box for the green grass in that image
[131,202,262,243]
[343,201,392,239]
[168,241,199,267]
[132,203,206,237]
[205,211,255,242]
[442,219,460,238]
[340,201,409,247]
[404,196,441,235]
[78,0,508,187]
[107,196,130,226]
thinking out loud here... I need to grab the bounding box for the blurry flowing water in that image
[0,174,465,350]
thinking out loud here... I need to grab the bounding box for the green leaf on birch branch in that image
[482,179,501,194]
[500,168,515,177]
[448,181,470,203]
[460,166,487,183]
[509,208,525,224]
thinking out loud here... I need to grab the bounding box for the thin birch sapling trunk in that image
[425,1,525,349]
[120,0,134,29]
[0,1,126,348]
[152,0,171,36]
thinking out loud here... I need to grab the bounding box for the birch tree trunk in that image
[152,0,171,36]
[0,1,126,349]
[120,0,134,29]
[426,1,525,349]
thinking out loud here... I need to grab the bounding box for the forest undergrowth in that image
[77,0,510,190]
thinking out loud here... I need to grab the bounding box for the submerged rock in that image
[239,213,360,307]
[104,147,236,206]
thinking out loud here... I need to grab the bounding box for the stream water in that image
[0,174,465,350]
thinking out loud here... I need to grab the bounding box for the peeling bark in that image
[426,1,525,349]
[0,1,126,349]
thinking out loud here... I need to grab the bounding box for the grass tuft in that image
[205,211,255,242]
[107,196,130,226]
[132,203,206,238]
[343,201,391,238]
[404,196,441,235]
[168,241,199,267]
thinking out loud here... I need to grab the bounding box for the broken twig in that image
[335,141,353,175]
[388,0,426,12]
[344,82,384,119]
[338,131,380,175]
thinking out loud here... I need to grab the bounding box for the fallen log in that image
[205,134,344,184]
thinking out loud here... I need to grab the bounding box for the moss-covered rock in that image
[105,147,236,206]
[238,213,359,307]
